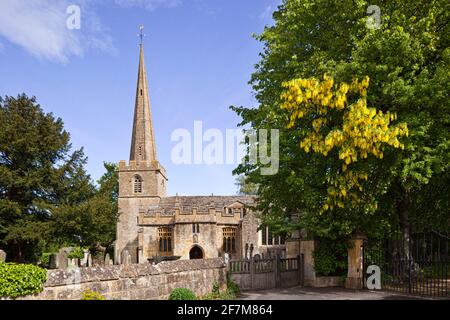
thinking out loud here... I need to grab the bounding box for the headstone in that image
[121,250,131,265]
[68,258,78,269]
[224,252,230,265]
[87,253,92,267]
[253,254,261,261]
[0,249,6,262]
[104,253,113,265]
[49,254,57,269]
[80,249,90,267]
[55,249,68,269]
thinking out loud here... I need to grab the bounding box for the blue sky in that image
[0,0,279,196]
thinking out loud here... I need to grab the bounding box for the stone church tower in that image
[115,29,286,265]
[115,41,168,264]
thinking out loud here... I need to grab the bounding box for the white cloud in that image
[0,0,116,63]
[114,0,182,11]
[0,0,181,63]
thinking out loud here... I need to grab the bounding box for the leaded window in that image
[158,227,173,256]
[223,227,236,253]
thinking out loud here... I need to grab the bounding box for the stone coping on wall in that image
[313,276,344,288]
[45,258,226,287]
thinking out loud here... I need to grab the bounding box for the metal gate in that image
[363,230,450,297]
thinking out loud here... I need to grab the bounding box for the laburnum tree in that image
[280,75,408,212]
[231,0,449,244]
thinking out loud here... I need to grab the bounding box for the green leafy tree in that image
[235,175,258,195]
[0,95,94,262]
[231,0,449,245]
[48,162,118,252]
[0,95,119,262]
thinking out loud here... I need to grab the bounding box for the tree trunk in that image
[397,185,411,261]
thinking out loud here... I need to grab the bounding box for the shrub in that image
[68,247,86,259]
[81,289,105,300]
[201,282,237,300]
[201,292,219,300]
[39,252,53,267]
[0,263,47,299]
[226,277,240,295]
[313,239,348,276]
[220,289,236,300]
[168,288,197,300]
[212,282,220,295]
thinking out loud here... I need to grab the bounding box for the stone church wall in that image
[17,258,226,300]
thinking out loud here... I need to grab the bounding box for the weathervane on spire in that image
[139,25,145,45]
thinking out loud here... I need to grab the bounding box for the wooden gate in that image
[228,254,304,291]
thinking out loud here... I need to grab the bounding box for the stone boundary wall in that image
[313,276,344,288]
[20,258,226,300]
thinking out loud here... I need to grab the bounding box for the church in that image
[114,36,286,264]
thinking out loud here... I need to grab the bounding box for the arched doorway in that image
[189,246,203,259]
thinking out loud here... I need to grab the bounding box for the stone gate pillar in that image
[299,239,316,286]
[345,233,366,289]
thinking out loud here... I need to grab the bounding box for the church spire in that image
[129,26,157,162]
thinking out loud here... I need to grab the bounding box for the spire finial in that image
[139,25,145,45]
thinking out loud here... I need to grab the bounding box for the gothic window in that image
[140,89,143,96]
[223,227,236,253]
[261,226,285,246]
[158,227,173,256]
[134,175,142,193]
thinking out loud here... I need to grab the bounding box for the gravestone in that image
[121,250,131,265]
[87,253,92,267]
[224,253,230,265]
[80,249,90,267]
[104,253,113,265]
[68,258,79,269]
[0,249,6,262]
[55,249,68,269]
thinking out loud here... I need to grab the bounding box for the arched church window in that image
[134,175,142,193]
[140,89,143,96]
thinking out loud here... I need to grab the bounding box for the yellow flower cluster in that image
[280,75,409,211]
[323,171,369,211]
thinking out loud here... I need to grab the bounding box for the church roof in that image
[145,195,256,216]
